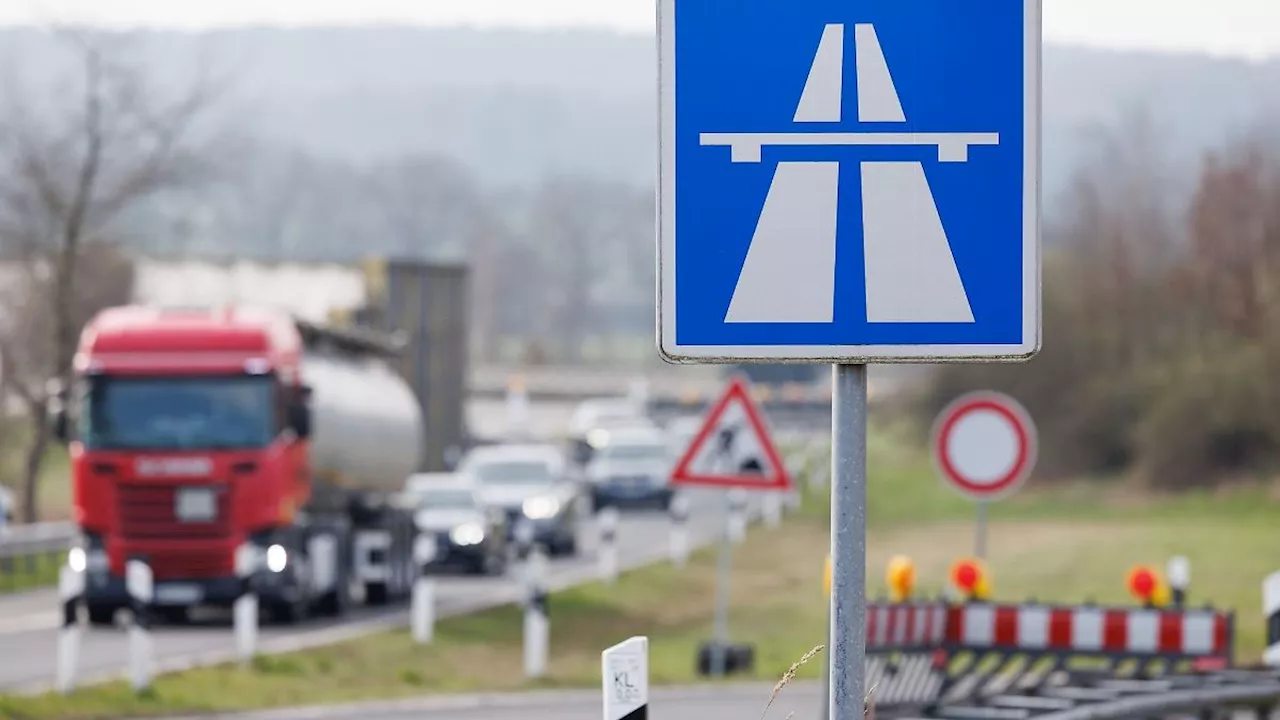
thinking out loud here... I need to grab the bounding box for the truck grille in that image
[143,547,234,580]
[117,483,232,540]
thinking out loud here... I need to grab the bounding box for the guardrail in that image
[0,522,76,593]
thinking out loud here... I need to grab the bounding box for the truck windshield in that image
[81,375,276,451]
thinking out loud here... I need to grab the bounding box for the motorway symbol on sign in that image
[669,376,792,491]
[931,391,1037,501]
[602,636,649,720]
[657,0,1041,362]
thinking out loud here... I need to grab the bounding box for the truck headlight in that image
[523,497,560,520]
[449,523,485,546]
[266,544,288,573]
[67,547,87,573]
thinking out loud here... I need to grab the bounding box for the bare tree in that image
[0,29,227,521]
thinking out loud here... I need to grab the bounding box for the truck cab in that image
[54,305,420,625]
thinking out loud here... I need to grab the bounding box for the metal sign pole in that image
[830,364,867,720]
[974,500,988,559]
[709,491,734,677]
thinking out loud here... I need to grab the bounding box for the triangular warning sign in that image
[669,376,792,491]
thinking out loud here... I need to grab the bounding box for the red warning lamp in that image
[1127,565,1169,607]
[949,558,990,601]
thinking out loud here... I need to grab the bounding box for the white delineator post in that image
[762,490,783,529]
[524,544,549,679]
[55,564,85,694]
[233,544,259,665]
[727,489,747,544]
[1265,570,1280,667]
[668,493,690,567]
[602,636,649,720]
[125,559,154,693]
[1167,555,1190,608]
[598,506,619,583]
[412,534,438,644]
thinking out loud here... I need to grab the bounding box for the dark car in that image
[408,475,510,576]
[457,443,583,556]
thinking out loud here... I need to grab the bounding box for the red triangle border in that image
[668,375,793,491]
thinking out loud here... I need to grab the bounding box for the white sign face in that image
[602,636,648,720]
[931,391,1037,501]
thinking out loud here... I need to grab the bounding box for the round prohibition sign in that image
[931,391,1038,501]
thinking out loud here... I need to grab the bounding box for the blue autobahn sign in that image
[657,0,1042,363]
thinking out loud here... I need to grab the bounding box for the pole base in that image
[695,641,755,677]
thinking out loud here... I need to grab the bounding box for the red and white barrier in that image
[866,603,948,650]
[943,603,1232,659]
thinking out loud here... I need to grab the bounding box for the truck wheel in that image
[86,604,118,628]
[365,582,388,606]
[156,606,190,625]
[270,599,308,625]
[314,582,349,617]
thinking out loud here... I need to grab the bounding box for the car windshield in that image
[80,375,276,451]
[421,490,475,509]
[469,459,553,484]
[600,442,668,462]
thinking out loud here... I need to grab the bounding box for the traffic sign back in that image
[669,376,792,491]
[931,391,1037,501]
[657,0,1041,363]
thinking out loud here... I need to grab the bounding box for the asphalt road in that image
[0,487,769,694]
[160,682,823,720]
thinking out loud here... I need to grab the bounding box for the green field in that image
[3,421,1276,719]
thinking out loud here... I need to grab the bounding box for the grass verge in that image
[3,472,1276,720]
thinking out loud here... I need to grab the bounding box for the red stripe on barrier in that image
[1214,614,1230,657]
[945,606,965,644]
[1103,609,1128,651]
[1158,611,1183,654]
[994,605,1019,647]
[1048,607,1073,648]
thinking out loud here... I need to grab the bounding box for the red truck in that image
[52,304,425,625]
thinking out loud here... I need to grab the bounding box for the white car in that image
[584,425,676,511]
[567,398,646,438]
[455,443,582,556]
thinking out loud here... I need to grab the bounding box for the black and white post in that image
[126,558,154,693]
[56,563,85,694]
[668,493,690,567]
[598,506,619,583]
[727,488,747,544]
[1167,555,1190,608]
[412,534,439,644]
[1265,569,1280,667]
[524,544,549,679]
[234,544,259,665]
[602,636,649,720]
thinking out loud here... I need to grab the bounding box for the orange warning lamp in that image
[823,554,832,597]
[1127,565,1169,608]
[950,558,991,601]
[886,555,916,602]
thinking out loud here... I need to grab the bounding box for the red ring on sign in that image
[932,395,1033,499]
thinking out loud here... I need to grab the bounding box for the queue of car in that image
[398,396,703,578]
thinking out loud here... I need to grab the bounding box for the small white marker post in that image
[412,534,438,644]
[524,545,549,679]
[506,374,531,439]
[602,636,649,720]
[125,559,153,693]
[727,489,747,545]
[1167,556,1190,608]
[668,494,690,567]
[55,564,85,694]
[1265,570,1280,667]
[233,544,260,665]
[762,490,783,529]
[598,507,619,584]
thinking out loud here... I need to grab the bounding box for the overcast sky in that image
[2,0,1278,61]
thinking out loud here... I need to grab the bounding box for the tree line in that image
[913,118,1280,491]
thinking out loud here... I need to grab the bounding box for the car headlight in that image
[449,522,485,546]
[67,547,87,573]
[522,496,560,520]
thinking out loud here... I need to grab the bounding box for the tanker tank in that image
[300,350,425,499]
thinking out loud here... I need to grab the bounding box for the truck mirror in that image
[289,402,312,439]
[50,406,69,444]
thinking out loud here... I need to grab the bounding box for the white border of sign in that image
[655,0,1043,363]
[930,391,1038,501]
